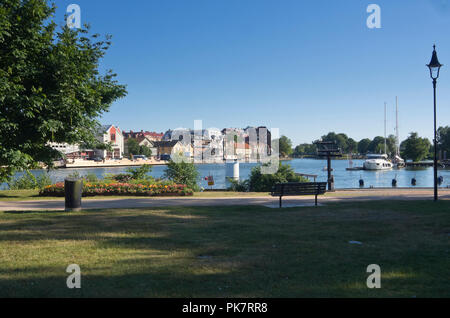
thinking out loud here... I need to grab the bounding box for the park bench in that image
[271,182,327,208]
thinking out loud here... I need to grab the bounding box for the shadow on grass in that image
[0,202,449,297]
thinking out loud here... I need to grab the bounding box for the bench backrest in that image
[271,182,327,196]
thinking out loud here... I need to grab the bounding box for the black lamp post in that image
[427,45,443,201]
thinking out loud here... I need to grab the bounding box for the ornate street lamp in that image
[427,45,443,201]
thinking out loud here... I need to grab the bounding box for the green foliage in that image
[293,143,317,157]
[358,138,371,154]
[227,178,250,192]
[67,171,81,179]
[401,132,431,162]
[126,164,152,180]
[164,160,200,191]
[278,135,293,157]
[437,126,450,156]
[248,163,309,192]
[7,170,52,190]
[83,173,99,183]
[0,0,127,182]
[111,173,132,183]
[127,139,152,157]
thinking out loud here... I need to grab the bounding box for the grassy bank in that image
[0,201,449,297]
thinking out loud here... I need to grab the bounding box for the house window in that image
[111,133,116,141]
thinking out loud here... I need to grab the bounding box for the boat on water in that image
[392,154,405,168]
[363,154,394,170]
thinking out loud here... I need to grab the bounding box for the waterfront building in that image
[95,125,124,159]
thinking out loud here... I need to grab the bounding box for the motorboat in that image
[363,154,394,170]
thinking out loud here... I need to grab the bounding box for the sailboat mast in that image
[384,102,387,155]
[395,96,399,156]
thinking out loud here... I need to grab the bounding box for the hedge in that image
[39,182,194,197]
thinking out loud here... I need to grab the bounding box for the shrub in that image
[67,171,81,178]
[248,162,309,192]
[112,173,132,183]
[8,170,52,190]
[83,173,99,182]
[227,178,249,192]
[163,160,200,191]
[39,182,193,197]
[126,164,152,180]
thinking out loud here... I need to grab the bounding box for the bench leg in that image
[279,196,282,208]
[315,195,318,206]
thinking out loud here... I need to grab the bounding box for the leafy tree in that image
[437,126,450,157]
[164,160,199,191]
[293,143,317,157]
[248,163,308,192]
[368,136,385,153]
[0,0,127,182]
[400,132,431,162]
[321,132,354,153]
[347,138,358,154]
[358,138,371,154]
[127,139,140,156]
[127,139,152,157]
[278,135,293,157]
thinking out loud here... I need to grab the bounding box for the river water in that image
[2,159,450,190]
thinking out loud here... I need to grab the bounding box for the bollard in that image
[65,178,83,211]
[359,179,364,188]
[329,175,335,192]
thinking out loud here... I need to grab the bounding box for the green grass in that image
[0,189,270,201]
[0,200,449,297]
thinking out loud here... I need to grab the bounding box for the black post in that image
[327,154,331,191]
[433,79,438,201]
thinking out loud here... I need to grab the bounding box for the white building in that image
[95,124,124,159]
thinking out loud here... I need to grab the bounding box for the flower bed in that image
[39,182,194,197]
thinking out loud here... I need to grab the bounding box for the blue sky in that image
[54,0,450,145]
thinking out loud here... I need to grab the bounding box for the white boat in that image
[363,154,394,170]
[363,102,394,171]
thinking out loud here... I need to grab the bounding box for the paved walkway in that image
[0,189,449,211]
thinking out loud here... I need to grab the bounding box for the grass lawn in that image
[0,200,449,297]
[0,189,270,201]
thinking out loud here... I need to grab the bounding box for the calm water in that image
[2,159,450,190]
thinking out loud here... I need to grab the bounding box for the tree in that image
[437,126,450,157]
[321,132,352,153]
[248,162,308,192]
[368,136,385,153]
[278,135,293,157]
[358,138,371,154]
[400,132,431,162]
[347,138,358,154]
[127,139,140,156]
[293,143,317,157]
[0,0,127,182]
[127,139,152,157]
[164,160,200,191]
